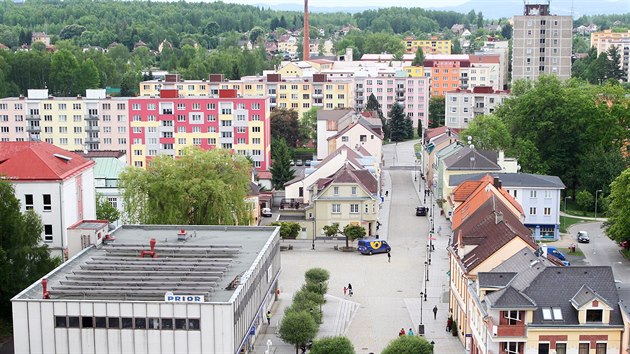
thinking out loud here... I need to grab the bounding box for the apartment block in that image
[477,40,510,89]
[466,54,503,90]
[404,36,452,54]
[354,72,430,128]
[0,89,129,161]
[424,55,470,97]
[591,29,630,50]
[511,2,573,82]
[591,30,630,82]
[127,89,271,172]
[445,87,510,129]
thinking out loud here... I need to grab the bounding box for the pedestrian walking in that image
[437,226,442,235]
[348,283,352,292]
[407,328,414,336]
[266,311,272,325]
[343,286,347,296]
[399,328,406,336]
[433,305,438,320]
[385,191,389,197]
[387,250,391,263]
[349,288,353,297]
[447,317,453,332]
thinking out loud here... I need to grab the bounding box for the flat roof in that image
[15,225,278,303]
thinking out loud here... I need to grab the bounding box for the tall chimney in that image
[303,0,310,61]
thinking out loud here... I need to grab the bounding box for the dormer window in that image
[542,307,563,320]
[503,310,520,325]
[586,309,603,322]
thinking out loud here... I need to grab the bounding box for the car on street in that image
[305,160,312,167]
[290,160,295,166]
[577,230,590,243]
[546,246,569,265]
[261,208,272,217]
[357,239,391,255]
[296,159,303,166]
[415,206,427,216]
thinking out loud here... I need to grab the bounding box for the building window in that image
[350,204,359,213]
[332,204,341,213]
[503,310,520,325]
[351,187,357,195]
[108,317,120,329]
[529,207,536,215]
[333,187,339,195]
[579,343,589,354]
[544,207,551,216]
[55,316,67,328]
[43,194,51,211]
[44,224,53,242]
[502,342,522,354]
[586,309,603,323]
[596,343,607,354]
[555,343,567,354]
[530,190,537,198]
[24,194,33,210]
[342,136,349,142]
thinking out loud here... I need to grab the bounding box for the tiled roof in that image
[617,284,630,318]
[327,118,383,141]
[443,148,501,170]
[0,141,94,181]
[488,286,537,309]
[570,284,612,309]
[284,145,365,186]
[477,272,517,288]
[73,150,126,159]
[249,182,260,196]
[525,267,623,325]
[449,172,565,189]
[452,180,484,202]
[316,108,353,121]
[314,164,378,196]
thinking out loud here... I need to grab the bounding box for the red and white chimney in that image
[303,0,310,61]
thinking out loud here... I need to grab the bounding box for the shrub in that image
[382,336,433,354]
[305,268,330,284]
[310,336,355,354]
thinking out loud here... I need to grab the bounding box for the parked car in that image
[261,208,272,217]
[290,160,295,166]
[305,160,312,167]
[357,239,391,255]
[577,231,590,243]
[546,246,568,263]
[415,206,427,216]
[296,159,303,166]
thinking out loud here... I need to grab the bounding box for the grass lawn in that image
[563,199,606,218]
[560,215,587,233]
[558,247,585,257]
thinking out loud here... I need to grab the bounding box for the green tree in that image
[300,107,320,143]
[365,93,389,140]
[576,190,594,214]
[74,58,100,94]
[501,23,513,39]
[249,26,264,44]
[271,108,302,148]
[382,335,434,354]
[460,115,512,151]
[342,224,366,249]
[604,168,630,248]
[59,24,86,40]
[0,180,59,319]
[278,311,318,354]
[49,49,80,96]
[323,223,341,239]
[411,47,424,66]
[577,146,626,195]
[389,103,407,142]
[96,194,120,223]
[119,147,252,225]
[270,138,295,190]
[428,96,445,128]
[270,222,301,239]
[606,46,624,81]
[310,337,355,354]
[417,120,423,140]
[305,267,330,284]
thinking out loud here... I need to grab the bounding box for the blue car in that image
[546,246,570,266]
[357,239,391,255]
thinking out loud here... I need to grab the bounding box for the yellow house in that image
[307,165,379,238]
[448,193,538,351]
[404,65,425,77]
[469,247,624,354]
[404,36,452,54]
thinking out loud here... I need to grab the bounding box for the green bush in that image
[382,336,433,354]
[305,268,330,284]
[304,281,328,296]
[310,336,355,354]
[286,299,322,324]
[294,287,325,305]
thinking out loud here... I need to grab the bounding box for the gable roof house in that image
[0,141,96,260]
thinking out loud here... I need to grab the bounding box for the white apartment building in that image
[445,87,510,129]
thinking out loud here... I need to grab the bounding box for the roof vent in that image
[53,153,72,162]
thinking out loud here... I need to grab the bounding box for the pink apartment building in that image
[127,89,271,172]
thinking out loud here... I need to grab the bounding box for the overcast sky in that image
[214,0,469,6]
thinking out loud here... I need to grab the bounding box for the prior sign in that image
[164,292,205,303]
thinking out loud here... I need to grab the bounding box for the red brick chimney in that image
[303,0,310,60]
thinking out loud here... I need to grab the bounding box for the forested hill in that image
[0,0,469,50]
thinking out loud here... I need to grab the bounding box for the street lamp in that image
[420,291,424,324]
[595,189,603,219]
[563,196,571,229]
[425,261,429,283]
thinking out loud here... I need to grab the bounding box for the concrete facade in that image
[445,87,510,129]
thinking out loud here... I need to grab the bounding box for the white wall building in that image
[445,87,510,129]
[0,141,96,259]
[12,225,281,354]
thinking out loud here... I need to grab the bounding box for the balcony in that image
[495,324,526,337]
[85,125,100,132]
[26,114,41,120]
[396,86,405,93]
[355,103,364,109]
[355,87,364,92]
[313,102,324,107]
[84,114,99,121]
[396,95,405,102]
[85,137,100,144]
[312,93,323,99]
[26,126,41,133]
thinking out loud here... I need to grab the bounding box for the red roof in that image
[0,141,95,181]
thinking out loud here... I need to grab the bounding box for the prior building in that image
[0,141,96,259]
[511,1,572,82]
[12,224,280,354]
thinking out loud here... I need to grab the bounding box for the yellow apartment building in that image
[404,37,452,54]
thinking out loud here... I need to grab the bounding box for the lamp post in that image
[595,189,603,219]
[563,196,571,229]
[420,291,424,324]
[425,261,429,283]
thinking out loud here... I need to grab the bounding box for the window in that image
[333,187,339,195]
[579,343,589,354]
[530,190,537,198]
[596,343,607,354]
[55,316,67,328]
[82,317,93,328]
[134,318,147,329]
[542,308,552,320]
[121,317,133,329]
[502,342,522,354]
[68,316,80,328]
[161,318,173,329]
[43,194,51,211]
[351,187,357,195]
[586,309,603,322]
[555,343,567,354]
[188,319,200,330]
[503,310,520,325]
[529,208,536,215]
[108,317,120,329]
[552,308,563,320]
[342,136,349,142]
[332,204,341,213]
[538,343,550,354]
[175,319,187,330]
[44,225,53,242]
[24,194,33,210]
[350,204,359,213]
[544,207,551,216]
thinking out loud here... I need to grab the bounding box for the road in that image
[569,222,630,283]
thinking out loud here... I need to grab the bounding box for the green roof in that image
[93,158,125,179]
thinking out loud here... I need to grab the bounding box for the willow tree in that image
[119,147,252,225]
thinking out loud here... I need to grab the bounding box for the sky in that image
[213,0,469,6]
